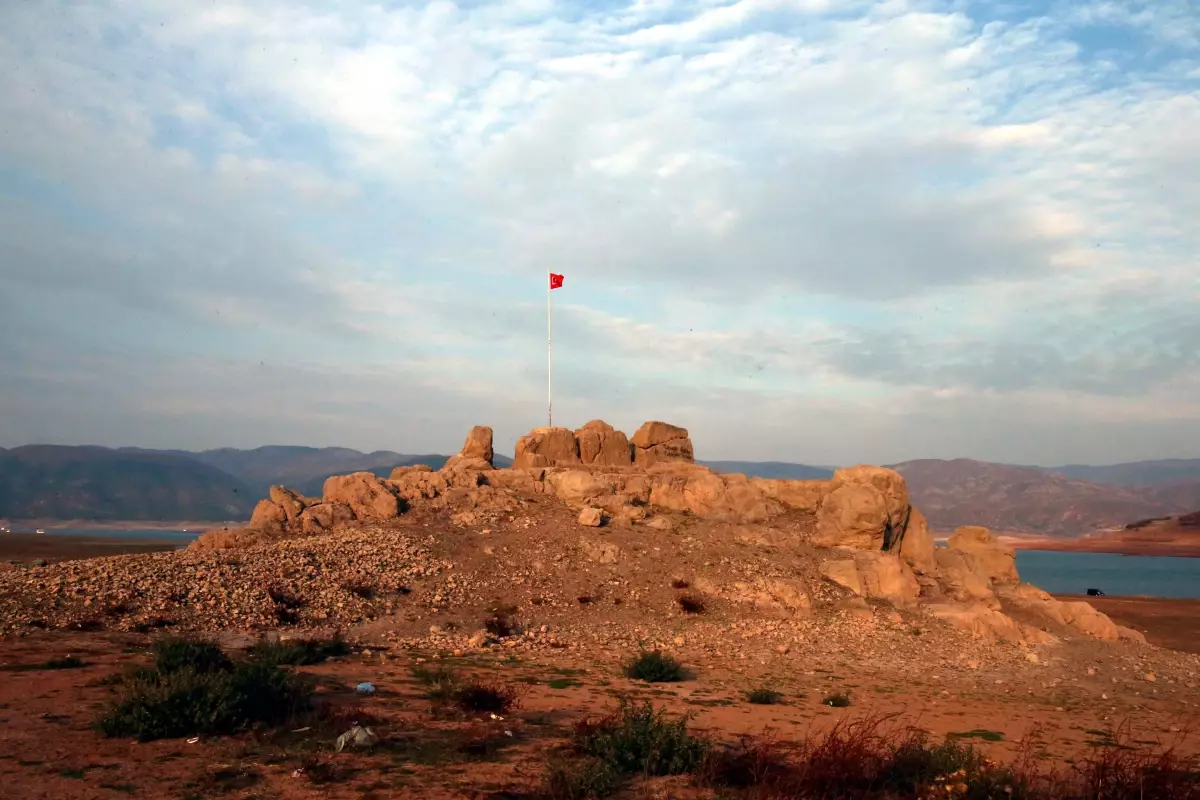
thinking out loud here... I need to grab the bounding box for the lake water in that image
[1014,550,1200,599]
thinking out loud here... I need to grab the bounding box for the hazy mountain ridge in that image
[892,458,1200,536]
[1034,459,1200,487]
[0,446,253,522]
[5,444,1198,530]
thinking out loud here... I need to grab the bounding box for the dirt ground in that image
[3,496,1199,798]
[0,533,181,564]
[1,628,1197,800]
[1057,595,1200,655]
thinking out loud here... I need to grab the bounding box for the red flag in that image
[549,273,564,290]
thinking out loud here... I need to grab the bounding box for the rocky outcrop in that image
[820,553,920,607]
[752,478,828,513]
[813,465,912,549]
[646,464,782,522]
[947,526,1018,584]
[513,427,580,469]
[854,551,921,607]
[934,548,999,608]
[997,584,1120,642]
[575,420,632,467]
[323,472,402,521]
[442,426,495,471]
[298,502,354,535]
[820,559,863,596]
[895,506,936,575]
[630,421,695,467]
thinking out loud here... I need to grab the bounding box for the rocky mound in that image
[0,421,1150,657]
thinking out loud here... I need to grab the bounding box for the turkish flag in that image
[549,273,564,290]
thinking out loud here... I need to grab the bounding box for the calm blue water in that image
[1015,550,1200,599]
[6,528,201,543]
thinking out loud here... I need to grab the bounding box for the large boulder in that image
[853,551,921,607]
[249,499,286,531]
[813,466,911,550]
[948,526,1018,584]
[268,485,313,522]
[751,478,828,513]
[647,464,781,522]
[298,502,354,533]
[925,602,1028,644]
[631,421,695,467]
[442,425,495,471]
[934,548,999,608]
[820,559,863,595]
[323,472,402,521]
[996,584,1119,641]
[575,420,632,467]
[544,469,619,505]
[895,506,936,575]
[513,427,580,468]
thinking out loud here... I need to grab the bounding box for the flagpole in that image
[547,272,553,428]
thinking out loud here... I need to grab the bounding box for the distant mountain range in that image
[2,444,1198,534]
[0,445,253,522]
[891,459,1200,536]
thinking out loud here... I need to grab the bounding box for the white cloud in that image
[0,0,1196,463]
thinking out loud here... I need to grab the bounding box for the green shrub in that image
[823,691,852,708]
[623,650,686,683]
[97,643,312,742]
[247,632,351,667]
[152,636,231,675]
[574,699,708,777]
[544,757,624,800]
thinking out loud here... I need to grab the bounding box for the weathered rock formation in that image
[190,421,1137,653]
[513,427,580,468]
[575,420,632,467]
[442,425,495,471]
[814,465,912,550]
[630,421,695,467]
[947,525,1018,584]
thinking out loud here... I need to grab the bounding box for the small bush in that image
[248,633,351,667]
[823,691,852,707]
[670,579,690,589]
[152,636,232,675]
[746,687,783,705]
[623,650,686,683]
[544,757,624,800]
[453,681,523,714]
[484,612,516,638]
[96,642,312,742]
[415,665,459,704]
[675,593,706,614]
[574,699,708,776]
[577,596,594,605]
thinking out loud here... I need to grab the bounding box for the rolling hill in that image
[1035,458,1200,487]
[0,446,253,521]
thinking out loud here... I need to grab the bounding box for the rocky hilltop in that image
[0,419,1150,664]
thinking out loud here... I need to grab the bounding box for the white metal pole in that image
[548,273,553,428]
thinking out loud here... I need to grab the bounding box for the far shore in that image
[995,533,1200,559]
[0,519,242,532]
[0,532,183,564]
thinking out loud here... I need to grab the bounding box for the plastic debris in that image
[355,681,376,696]
[186,737,200,744]
[291,726,311,733]
[335,725,379,753]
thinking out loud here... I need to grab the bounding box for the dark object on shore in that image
[1087,588,1106,596]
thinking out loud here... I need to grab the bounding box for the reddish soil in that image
[1,630,1197,800]
[1056,595,1200,655]
[0,533,181,565]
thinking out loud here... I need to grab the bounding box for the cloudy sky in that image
[1,0,1197,466]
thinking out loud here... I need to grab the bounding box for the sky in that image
[0,0,1197,467]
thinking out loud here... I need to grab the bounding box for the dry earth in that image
[2,423,1198,798]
